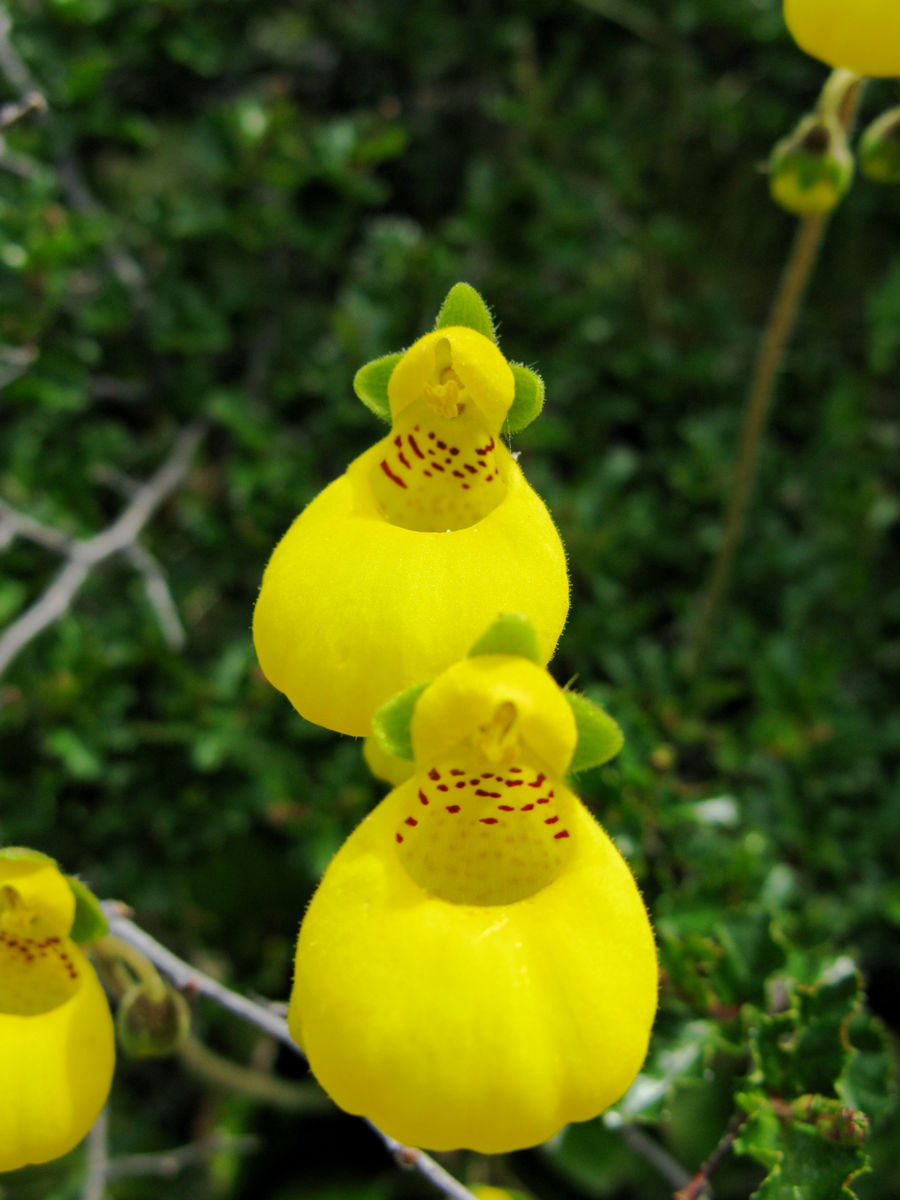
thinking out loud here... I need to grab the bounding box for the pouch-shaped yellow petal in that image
[0,939,114,1171]
[290,792,656,1152]
[253,443,568,737]
[387,327,514,431]
[410,655,577,778]
[784,0,900,77]
[0,853,76,938]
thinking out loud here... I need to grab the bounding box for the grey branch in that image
[81,1106,109,1200]
[103,1134,259,1182]
[100,903,480,1200]
[0,9,149,310]
[0,424,204,678]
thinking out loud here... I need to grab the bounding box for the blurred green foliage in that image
[1,0,898,1197]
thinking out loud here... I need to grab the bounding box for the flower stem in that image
[687,75,865,678]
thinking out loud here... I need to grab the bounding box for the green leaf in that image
[749,967,862,1099]
[67,875,109,943]
[353,351,403,422]
[433,282,497,342]
[565,691,624,772]
[505,363,545,434]
[371,681,430,761]
[736,1092,870,1200]
[467,613,541,663]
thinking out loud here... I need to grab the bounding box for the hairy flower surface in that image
[784,0,900,76]
[288,655,657,1153]
[253,318,569,737]
[0,851,114,1173]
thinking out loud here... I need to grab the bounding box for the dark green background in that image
[1,1,898,1197]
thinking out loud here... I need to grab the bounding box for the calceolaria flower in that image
[288,619,657,1153]
[253,284,569,737]
[784,0,900,78]
[0,849,114,1173]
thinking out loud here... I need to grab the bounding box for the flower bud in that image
[859,108,900,184]
[116,982,190,1058]
[769,115,854,216]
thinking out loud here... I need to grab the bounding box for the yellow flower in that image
[288,653,657,1153]
[253,291,569,738]
[784,0,900,77]
[0,850,114,1173]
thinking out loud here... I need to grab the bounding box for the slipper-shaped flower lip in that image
[253,298,570,739]
[0,849,114,1173]
[784,0,900,77]
[288,650,657,1153]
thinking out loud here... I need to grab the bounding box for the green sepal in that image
[565,691,624,773]
[67,874,109,944]
[434,282,497,342]
[467,613,542,664]
[505,363,545,434]
[371,681,430,762]
[353,351,404,422]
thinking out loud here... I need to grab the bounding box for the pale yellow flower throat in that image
[0,885,80,1016]
[371,339,507,533]
[394,703,575,906]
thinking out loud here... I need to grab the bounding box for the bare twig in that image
[0,87,46,129]
[0,424,204,677]
[0,500,72,553]
[126,543,187,650]
[104,1134,259,1181]
[687,75,866,675]
[0,9,149,311]
[674,1112,747,1200]
[0,345,38,392]
[82,1107,109,1200]
[100,903,481,1200]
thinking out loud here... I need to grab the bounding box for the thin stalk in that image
[687,76,865,677]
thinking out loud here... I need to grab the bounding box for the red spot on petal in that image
[450,447,460,455]
[505,779,524,787]
[437,440,447,449]
[394,435,403,447]
[432,463,445,472]
[464,463,478,474]
[452,470,465,478]
[446,804,461,813]
[509,767,523,773]
[437,784,449,792]
[537,797,550,805]
[418,789,430,805]
[428,431,435,439]
[554,829,570,839]
[396,833,404,843]
[405,817,418,827]
[521,803,534,811]
[398,451,411,469]
[408,434,425,459]
[498,805,515,812]
[475,789,501,798]
[380,459,407,489]
[479,817,498,825]
[544,816,559,825]
[528,774,547,788]
[429,769,441,780]
[455,781,466,788]
[450,769,465,776]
